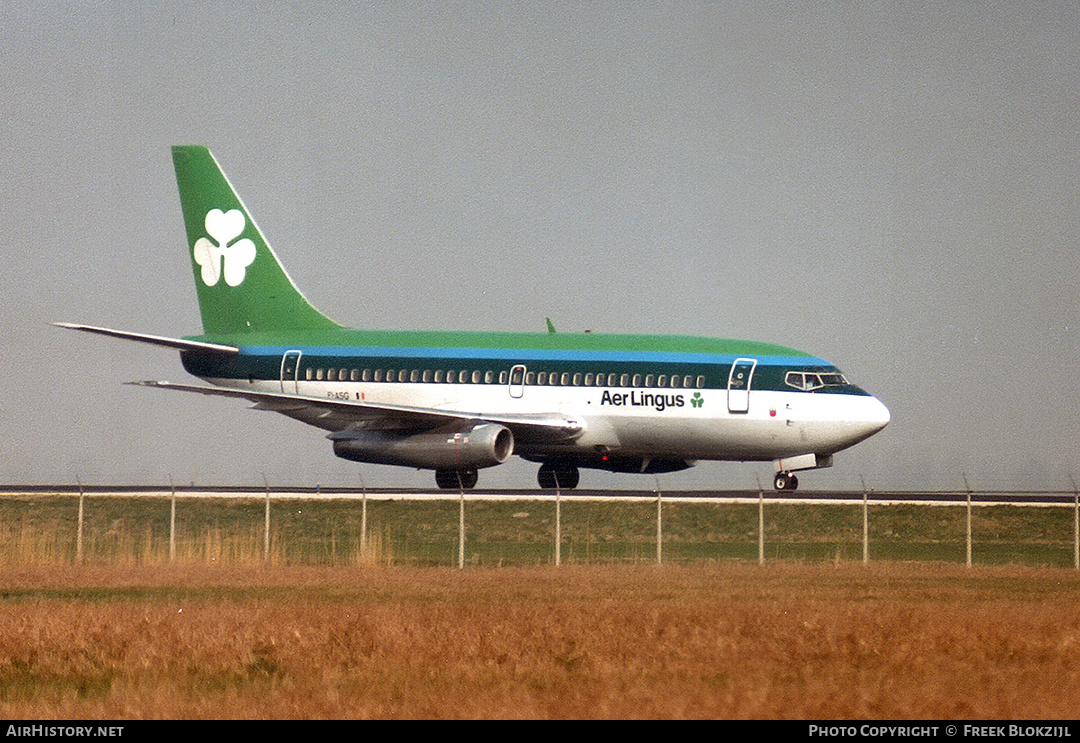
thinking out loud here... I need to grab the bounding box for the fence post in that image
[963,473,972,568]
[458,475,465,569]
[1071,475,1079,571]
[263,474,271,563]
[555,482,562,566]
[169,475,176,563]
[655,476,662,565]
[756,474,765,565]
[860,475,869,566]
[359,470,368,558]
[75,476,85,564]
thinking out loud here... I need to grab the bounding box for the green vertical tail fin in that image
[172,145,340,336]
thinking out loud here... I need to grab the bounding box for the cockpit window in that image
[785,370,848,391]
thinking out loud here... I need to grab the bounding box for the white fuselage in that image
[208,374,890,463]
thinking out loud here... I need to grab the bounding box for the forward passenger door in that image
[727,358,757,413]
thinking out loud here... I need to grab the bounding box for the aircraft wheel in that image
[435,468,478,490]
[774,472,799,491]
[538,463,580,490]
[537,467,556,489]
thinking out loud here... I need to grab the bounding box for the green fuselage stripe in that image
[186,327,817,357]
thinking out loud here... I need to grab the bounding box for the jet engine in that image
[330,423,514,470]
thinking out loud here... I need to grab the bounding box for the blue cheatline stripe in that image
[230,345,830,366]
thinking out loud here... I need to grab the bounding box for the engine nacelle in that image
[330,423,514,470]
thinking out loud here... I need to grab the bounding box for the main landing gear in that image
[435,468,478,490]
[537,462,580,490]
[773,472,799,491]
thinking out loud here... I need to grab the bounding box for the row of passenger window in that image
[305,366,708,389]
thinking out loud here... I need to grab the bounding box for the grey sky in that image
[3,2,1078,491]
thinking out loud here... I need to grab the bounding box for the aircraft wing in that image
[127,381,584,443]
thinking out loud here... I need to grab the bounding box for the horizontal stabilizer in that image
[54,323,238,354]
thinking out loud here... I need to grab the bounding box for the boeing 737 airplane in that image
[59,146,889,491]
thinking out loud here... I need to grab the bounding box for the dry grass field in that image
[0,561,1078,719]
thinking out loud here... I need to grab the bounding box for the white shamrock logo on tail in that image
[193,209,256,287]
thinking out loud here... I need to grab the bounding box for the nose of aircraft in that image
[829,394,890,452]
[802,391,891,455]
[861,395,891,438]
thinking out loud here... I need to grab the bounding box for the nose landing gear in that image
[773,472,799,491]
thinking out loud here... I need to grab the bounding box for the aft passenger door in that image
[727,358,757,413]
[280,350,302,394]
